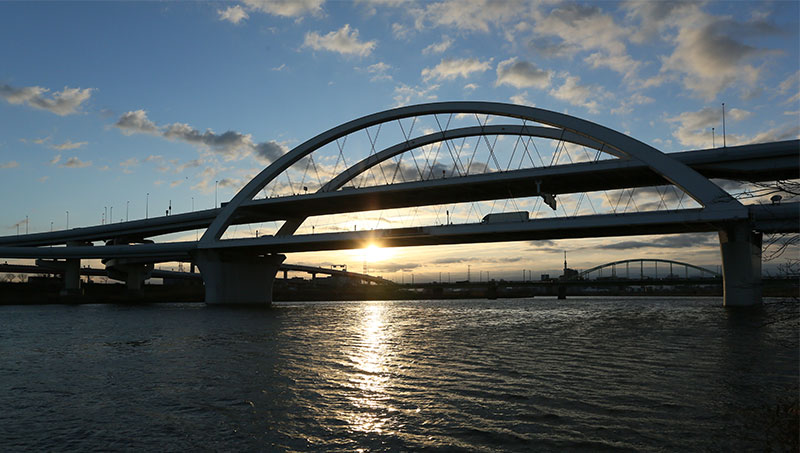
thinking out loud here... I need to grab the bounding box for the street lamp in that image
[66,210,69,229]
[215,180,219,208]
[126,201,129,221]
[146,193,149,219]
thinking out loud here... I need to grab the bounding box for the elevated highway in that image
[1,140,795,248]
[0,102,796,306]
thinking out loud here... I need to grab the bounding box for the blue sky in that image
[1,1,798,280]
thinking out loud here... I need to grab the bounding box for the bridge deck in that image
[0,140,796,247]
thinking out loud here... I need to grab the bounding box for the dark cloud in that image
[593,233,717,250]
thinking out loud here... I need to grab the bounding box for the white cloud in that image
[114,110,160,135]
[218,5,249,24]
[242,0,324,17]
[510,92,535,107]
[61,157,91,168]
[304,24,376,57]
[659,12,783,100]
[421,57,491,81]
[745,123,800,145]
[49,154,61,166]
[464,83,478,91]
[50,140,88,151]
[414,0,528,33]
[366,62,392,81]
[0,84,93,116]
[113,110,287,163]
[495,58,551,89]
[393,83,439,107]
[271,63,286,71]
[667,106,751,147]
[0,161,19,169]
[422,36,453,55]
[548,75,608,113]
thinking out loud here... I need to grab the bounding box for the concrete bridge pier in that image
[105,259,154,293]
[194,250,285,305]
[60,241,93,296]
[719,222,762,307]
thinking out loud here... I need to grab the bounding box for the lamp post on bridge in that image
[146,193,149,219]
[66,210,69,229]
[215,180,219,208]
[126,201,129,222]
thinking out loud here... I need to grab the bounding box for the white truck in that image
[481,211,529,224]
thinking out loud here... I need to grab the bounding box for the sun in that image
[363,243,394,262]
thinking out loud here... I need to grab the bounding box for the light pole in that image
[109,207,113,224]
[50,221,53,232]
[146,193,149,219]
[25,215,28,234]
[215,180,219,208]
[126,201,129,221]
[191,196,194,212]
[66,210,69,229]
[104,206,107,225]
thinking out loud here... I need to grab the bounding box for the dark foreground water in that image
[0,297,797,452]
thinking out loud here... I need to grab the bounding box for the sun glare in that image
[364,243,393,262]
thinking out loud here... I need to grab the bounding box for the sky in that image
[0,0,798,282]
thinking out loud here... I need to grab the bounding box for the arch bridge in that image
[0,102,796,306]
[576,259,720,280]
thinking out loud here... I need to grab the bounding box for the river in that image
[1,297,797,451]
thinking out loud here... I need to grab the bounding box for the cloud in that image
[369,262,423,273]
[0,161,19,169]
[594,233,717,250]
[414,0,526,33]
[464,83,478,91]
[0,84,93,116]
[218,5,249,24]
[114,110,160,135]
[113,110,286,163]
[61,157,91,168]
[745,123,800,145]
[50,140,88,151]
[120,158,139,173]
[242,0,324,17]
[366,62,392,81]
[49,154,61,166]
[304,24,376,57]
[421,57,491,81]
[422,36,453,55]
[659,13,784,100]
[495,58,551,89]
[509,91,535,107]
[393,83,439,107]
[667,106,751,147]
[549,75,608,113]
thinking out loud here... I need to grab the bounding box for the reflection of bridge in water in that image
[0,102,797,306]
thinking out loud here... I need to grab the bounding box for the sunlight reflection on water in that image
[346,303,392,434]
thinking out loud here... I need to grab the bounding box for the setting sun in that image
[363,243,394,263]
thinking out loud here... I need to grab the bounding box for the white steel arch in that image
[274,124,607,237]
[199,102,745,247]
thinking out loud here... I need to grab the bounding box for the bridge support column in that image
[105,260,153,293]
[719,223,762,307]
[61,257,81,296]
[194,250,286,305]
[60,241,90,296]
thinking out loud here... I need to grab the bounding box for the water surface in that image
[1,297,797,451]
